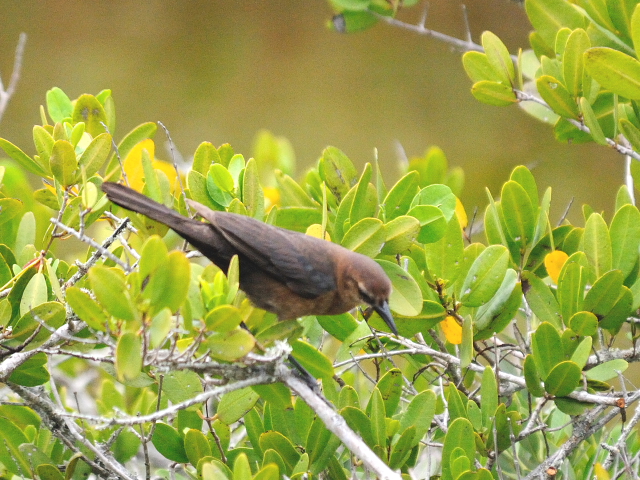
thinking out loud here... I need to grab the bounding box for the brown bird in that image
[101,182,397,335]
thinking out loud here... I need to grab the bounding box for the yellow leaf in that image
[455,197,468,229]
[544,250,569,284]
[594,463,610,480]
[122,139,178,192]
[264,186,280,207]
[441,315,462,344]
[305,224,331,241]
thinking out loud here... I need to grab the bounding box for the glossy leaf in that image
[50,140,78,186]
[152,423,189,463]
[115,332,142,382]
[564,28,590,97]
[399,390,436,446]
[88,266,136,322]
[536,75,580,119]
[46,87,72,122]
[319,146,358,201]
[441,418,475,480]
[524,354,545,397]
[0,138,47,176]
[185,429,212,467]
[460,245,509,307]
[531,322,564,379]
[383,171,420,220]
[381,215,420,254]
[481,31,515,85]
[424,214,465,284]
[583,212,612,280]
[585,358,628,381]
[569,311,598,336]
[377,259,422,316]
[463,51,504,83]
[259,431,301,473]
[65,286,108,331]
[72,94,107,136]
[291,340,334,380]
[208,329,255,362]
[341,218,385,257]
[501,180,535,249]
[610,204,640,278]
[584,47,640,99]
[377,368,403,416]
[471,81,518,106]
[525,0,586,46]
[544,360,581,396]
[584,269,624,316]
[580,97,607,145]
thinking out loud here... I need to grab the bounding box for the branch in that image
[282,369,402,480]
[0,33,27,125]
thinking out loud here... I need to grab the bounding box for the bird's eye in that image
[358,288,374,305]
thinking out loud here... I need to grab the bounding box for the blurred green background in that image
[0,0,621,222]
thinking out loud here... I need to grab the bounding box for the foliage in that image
[0,1,639,478]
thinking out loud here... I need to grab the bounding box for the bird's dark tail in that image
[101,182,202,239]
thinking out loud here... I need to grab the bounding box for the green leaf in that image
[341,218,385,257]
[33,125,54,167]
[424,215,465,284]
[46,87,73,122]
[381,215,420,254]
[389,426,416,470]
[481,31,515,84]
[243,158,264,219]
[145,251,191,315]
[152,423,189,463]
[185,429,212,467]
[340,407,375,449]
[368,387,386,449]
[398,390,435,446]
[259,431,301,473]
[501,180,535,249]
[585,358,628,381]
[88,266,136,322]
[525,0,586,46]
[275,170,317,208]
[471,81,518,106]
[0,198,22,227]
[72,94,108,136]
[8,352,49,386]
[544,360,581,396]
[217,388,260,425]
[50,139,78,186]
[531,322,565,380]
[563,28,590,97]
[208,329,255,362]
[569,311,598,336]
[584,269,624,316]
[349,163,374,225]
[571,336,592,369]
[319,146,358,201]
[536,75,580,119]
[480,367,498,430]
[463,51,505,83]
[193,141,220,175]
[0,138,47,176]
[78,132,112,178]
[291,340,334,380]
[441,418,475,480]
[407,205,447,243]
[115,332,142,382]
[558,260,587,320]
[205,305,243,332]
[20,272,47,317]
[65,286,108,331]
[377,368,403,416]
[598,285,633,333]
[522,271,563,329]
[383,171,420,220]
[163,370,204,405]
[584,212,612,280]
[584,47,640,99]
[524,354,545,397]
[610,204,640,278]
[316,312,358,341]
[108,122,157,175]
[474,268,518,331]
[460,245,509,307]
[580,97,607,145]
[377,259,423,316]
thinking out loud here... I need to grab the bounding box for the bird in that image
[101,182,398,335]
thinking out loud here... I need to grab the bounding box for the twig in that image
[50,217,132,273]
[282,368,402,480]
[0,33,27,125]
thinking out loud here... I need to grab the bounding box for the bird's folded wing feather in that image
[188,200,336,298]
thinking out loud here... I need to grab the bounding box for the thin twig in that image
[0,33,27,125]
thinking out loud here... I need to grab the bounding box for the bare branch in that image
[0,33,27,125]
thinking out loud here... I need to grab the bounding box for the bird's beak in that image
[374,301,398,336]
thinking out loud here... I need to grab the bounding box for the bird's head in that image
[344,255,397,336]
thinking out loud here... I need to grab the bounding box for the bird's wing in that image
[188,200,336,298]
